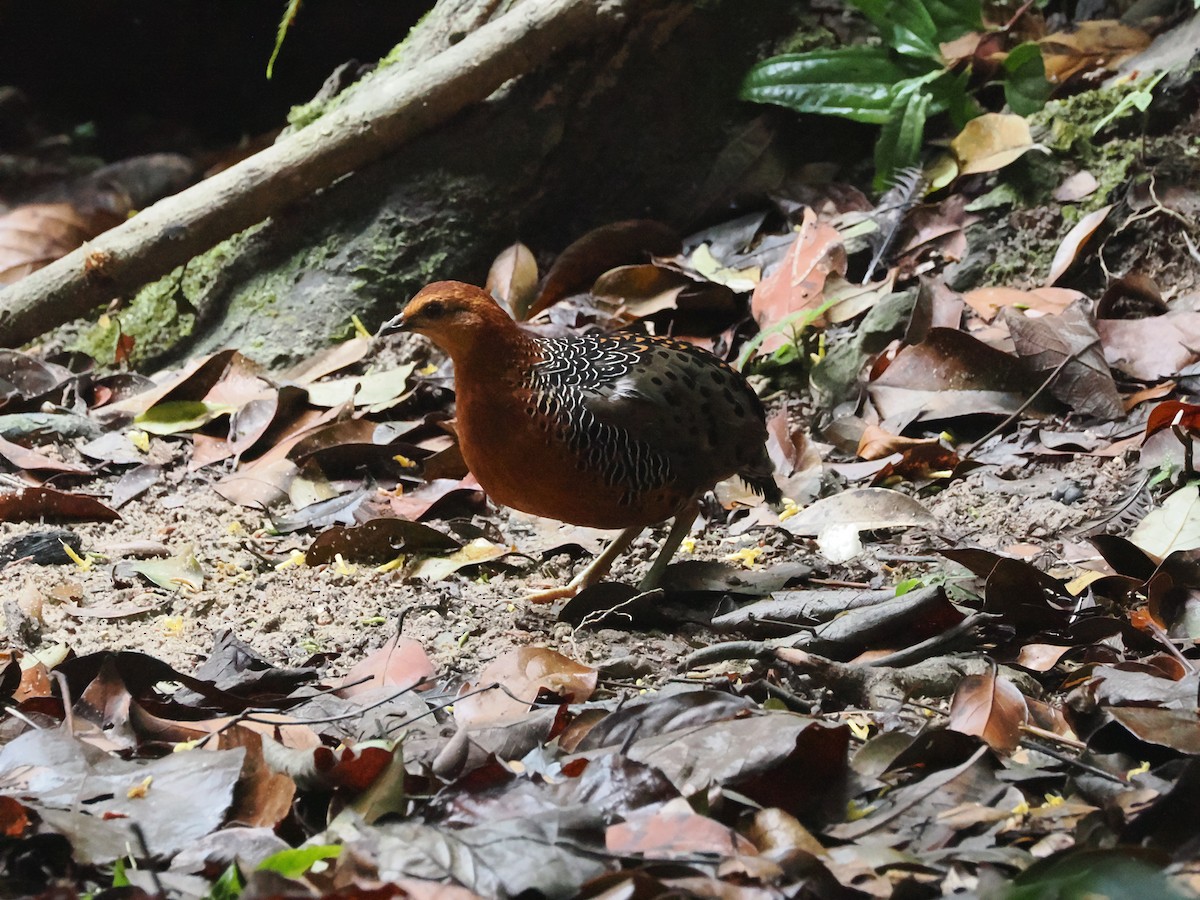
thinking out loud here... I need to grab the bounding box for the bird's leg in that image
[637,501,700,592]
[526,525,643,604]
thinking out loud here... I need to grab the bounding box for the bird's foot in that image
[525,569,594,604]
[524,525,643,604]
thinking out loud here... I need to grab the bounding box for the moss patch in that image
[67,230,263,369]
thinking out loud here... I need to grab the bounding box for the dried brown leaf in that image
[486,242,539,320]
[454,647,597,728]
[750,207,846,354]
[947,671,1028,753]
[1048,204,1112,285]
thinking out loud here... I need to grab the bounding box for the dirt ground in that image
[0,429,1140,685]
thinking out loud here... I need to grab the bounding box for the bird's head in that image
[379,281,516,360]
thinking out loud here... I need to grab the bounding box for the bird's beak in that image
[377,311,409,337]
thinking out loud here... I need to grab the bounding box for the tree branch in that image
[0,0,653,348]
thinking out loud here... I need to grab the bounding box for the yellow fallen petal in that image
[375,555,406,573]
[724,546,763,568]
[334,553,357,576]
[350,313,372,340]
[61,541,93,571]
[276,550,307,570]
[127,776,153,799]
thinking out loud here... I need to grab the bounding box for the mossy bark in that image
[70,0,820,370]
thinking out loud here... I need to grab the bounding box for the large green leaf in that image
[257,845,342,878]
[1004,848,1185,900]
[923,0,983,42]
[874,87,932,190]
[741,48,932,124]
[927,68,981,129]
[1003,42,1051,116]
[851,0,941,59]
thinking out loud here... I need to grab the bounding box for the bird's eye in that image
[423,299,447,319]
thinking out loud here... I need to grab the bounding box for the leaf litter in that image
[2,9,1200,900]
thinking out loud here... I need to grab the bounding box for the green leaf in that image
[257,845,342,879]
[1003,43,1051,116]
[874,86,932,191]
[1004,848,1185,900]
[209,863,245,900]
[741,48,931,124]
[134,400,235,435]
[1130,484,1200,558]
[131,544,205,592]
[111,858,130,888]
[266,0,302,80]
[849,0,940,59]
[923,0,983,42]
[926,68,979,128]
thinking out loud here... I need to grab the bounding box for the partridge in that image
[380,281,781,601]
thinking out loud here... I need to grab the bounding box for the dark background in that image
[0,0,431,155]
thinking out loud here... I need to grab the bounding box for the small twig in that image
[964,344,1093,457]
[129,823,166,899]
[807,578,873,589]
[1143,618,1196,674]
[1019,722,1085,751]
[1020,736,1127,783]
[1000,0,1037,30]
[1,703,44,730]
[865,612,996,668]
[52,671,74,736]
[574,589,659,632]
[194,674,442,745]
[396,603,444,632]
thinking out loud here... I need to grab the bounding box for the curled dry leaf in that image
[0,487,119,524]
[408,537,509,581]
[304,364,416,412]
[951,114,1038,176]
[453,646,597,728]
[856,424,939,461]
[0,435,90,474]
[1144,401,1200,442]
[750,207,846,354]
[868,328,1043,422]
[486,241,538,320]
[306,517,460,565]
[962,286,1086,323]
[528,220,680,319]
[279,337,370,385]
[591,264,694,320]
[1003,303,1123,421]
[606,799,758,859]
[0,203,119,285]
[1047,205,1112,285]
[1039,21,1151,84]
[131,544,205,592]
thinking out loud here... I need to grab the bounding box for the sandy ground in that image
[0,427,1135,684]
